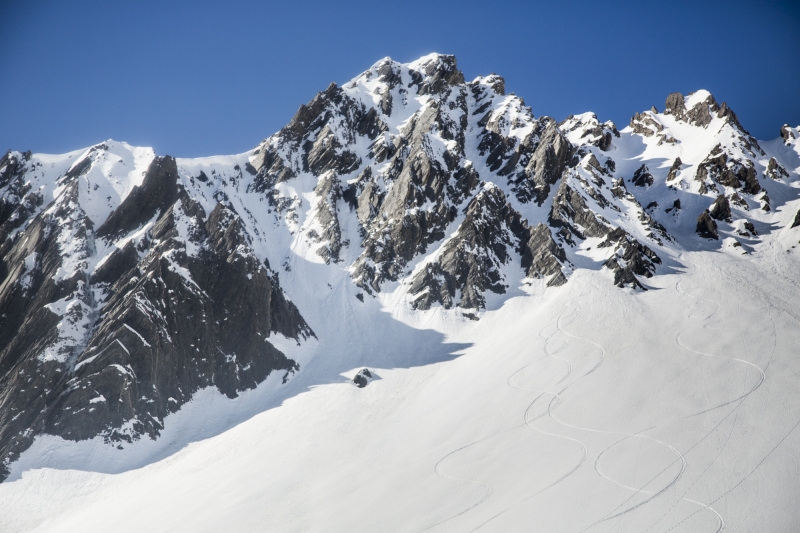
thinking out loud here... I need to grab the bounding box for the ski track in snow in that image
[448,272,739,533]
[469,312,588,531]
[421,315,575,532]
[543,280,698,532]
[420,425,515,532]
[662,414,800,532]
[577,261,728,532]
[674,258,765,420]
[586,252,785,533]
[431,278,718,532]
[424,262,775,533]
[424,298,600,532]
[646,251,799,533]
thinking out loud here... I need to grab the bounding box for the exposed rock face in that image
[310,172,344,264]
[630,111,663,137]
[0,152,42,246]
[709,195,732,222]
[792,210,800,229]
[667,158,683,182]
[516,121,572,205]
[665,91,736,129]
[629,111,675,145]
[664,93,686,117]
[766,157,789,180]
[782,125,797,144]
[655,91,766,224]
[352,368,372,388]
[543,146,665,282]
[246,54,577,306]
[412,54,466,94]
[407,185,516,310]
[600,228,661,290]
[742,221,757,236]
[522,224,569,286]
[0,148,313,480]
[685,95,715,128]
[549,178,609,240]
[408,185,568,310]
[695,145,760,195]
[560,113,618,152]
[697,211,719,239]
[632,164,654,187]
[97,156,182,239]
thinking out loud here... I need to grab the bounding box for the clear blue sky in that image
[2,0,798,157]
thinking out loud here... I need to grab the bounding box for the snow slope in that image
[2,54,800,532]
[3,245,800,532]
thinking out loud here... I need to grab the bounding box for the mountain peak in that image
[406,52,459,74]
[661,89,749,134]
[349,53,463,88]
[664,89,717,127]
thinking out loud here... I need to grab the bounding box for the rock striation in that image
[0,146,313,479]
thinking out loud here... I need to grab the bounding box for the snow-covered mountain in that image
[2,54,800,532]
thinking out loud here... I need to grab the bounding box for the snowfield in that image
[3,243,800,532]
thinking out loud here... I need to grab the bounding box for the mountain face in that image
[1,53,799,481]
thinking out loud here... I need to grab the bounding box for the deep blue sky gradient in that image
[2,0,799,157]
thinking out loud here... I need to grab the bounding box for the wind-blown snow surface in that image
[3,54,800,532]
[3,246,800,532]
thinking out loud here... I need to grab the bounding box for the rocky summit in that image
[1,53,799,484]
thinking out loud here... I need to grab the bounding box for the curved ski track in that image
[421,308,584,532]
[587,253,778,532]
[423,248,797,532]
[645,252,800,533]
[474,281,697,532]
[469,309,591,531]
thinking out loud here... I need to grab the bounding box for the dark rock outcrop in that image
[96,156,181,239]
[629,112,664,138]
[0,162,313,481]
[506,119,572,206]
[521,121,572,204]
[667,158,683,182]
[709,195,732,222]
[694,145,761,195]
[0,151,43,244]
[766,157,789,180]
[408,185,567,310]
[685,95,715,127]
[521,224,568,286]
[696,211,719,239]
[781,125,796,144]
[410,54,465,95]
[665,91,722,128]
[631,164,654,187]
[664,93,686,117]
[599,228,660,290]
[549,179,609,240]
[740,221,757,236]
[560,114,618,152]
[352,368,372,388]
